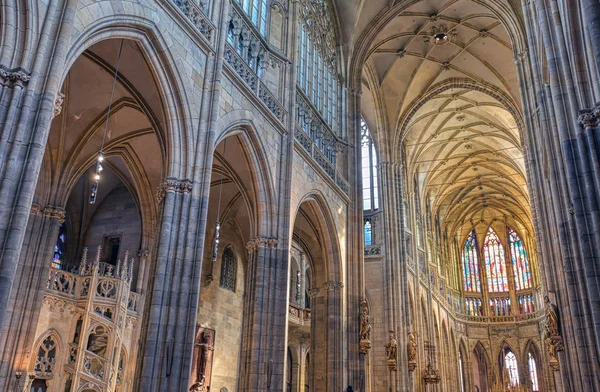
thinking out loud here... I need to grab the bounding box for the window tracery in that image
[528,352,539,391]
[234,0,269,36]
[462,230,481,293]
[509,228,532,290]
[484,228,508,293]
[364,220,372,246]
[33,335,58,378]
[219,246,237,292]
[296,0,340,134]
[361,119,379,212]
[504,351,519,387]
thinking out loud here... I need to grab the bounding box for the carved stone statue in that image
[544,296,561,338]
[543,296,564,370]
[359,300,372,354]
[189,375,207,392]
[407,331,417,371]
[191,326,215,389]
[385,330,397,371]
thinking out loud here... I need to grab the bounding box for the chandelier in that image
[422,361,441,384]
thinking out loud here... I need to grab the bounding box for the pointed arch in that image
[472,341,490,392]
[483,226,508,293]
[498,341,519,387]
[523,340,543,391]
[29,330,62,380]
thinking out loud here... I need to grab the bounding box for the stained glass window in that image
[364,220,372,246]
[52,223,66,269]
[458,350,465,392]
[462,230,481,292]
[484,227,508,292]
[361,119,379,211]
[528,352,539,391]
[518,295,535,314]
[489,297,511,316]
[220,246,237,292]
[235,0,269,36]
[504,351,519,386]
[509,228,532,290]
[465,298,483,316]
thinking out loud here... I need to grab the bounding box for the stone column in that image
[0,0,72,333]
[138,178,196,392]
[0,205,64,389]
[240,238,288,392]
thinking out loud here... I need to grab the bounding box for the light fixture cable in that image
[89,39,125,204]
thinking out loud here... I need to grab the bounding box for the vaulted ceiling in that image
[344,0,532,240]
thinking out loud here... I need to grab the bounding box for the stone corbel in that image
[323,280,344,292]
[42,206,66,224]
[578,108,599,129]
[156,178,194,203]
[52,92,65,118]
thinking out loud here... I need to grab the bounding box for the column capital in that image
[578,108,599,128]
[156,177,193,202]
[246,237,279,252]
[42,206,66,224]
[0,65,31,87]
[323,280,344,292]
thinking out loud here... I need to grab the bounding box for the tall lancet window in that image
[509,228,532,290]
[462,230,481,292]
[220,246,237,292]
[528,352,540,391]
[52,223,66,269]
[484,227,508,292]
[504,351,519,386]
[361,119,379,211]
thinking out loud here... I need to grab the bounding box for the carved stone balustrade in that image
[288,304,311,326]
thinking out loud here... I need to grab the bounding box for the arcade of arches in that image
[0,0,598,391]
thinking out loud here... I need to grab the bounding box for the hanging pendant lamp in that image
[89,39,124,204]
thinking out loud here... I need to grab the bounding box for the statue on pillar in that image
[190,327,215,391]
[359,300,372,354]
[543,295,564,370]
[407,331,417,371]
[385,329,397,371]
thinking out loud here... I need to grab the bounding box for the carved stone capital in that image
[578,108,599,128]
[323,280,344,292]
[42,206,66,224]
[0,65,31,87]
[156,178,193,202]
[246,237,279,252]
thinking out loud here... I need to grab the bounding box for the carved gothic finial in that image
[93,245,102,270]
[79,247,89,275]
[116,258,122,278]
[128,258,134,284]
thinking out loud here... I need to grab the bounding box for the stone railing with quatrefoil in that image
[41,246,144,392]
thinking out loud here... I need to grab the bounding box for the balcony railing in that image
[224,44,286,122]
[170,0,215,42]
[288,304,311,325]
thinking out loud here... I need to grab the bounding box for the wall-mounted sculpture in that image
[190,326,215,391]
[359,300,372,354]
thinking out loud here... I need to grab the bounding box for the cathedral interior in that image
[0,0,599,391]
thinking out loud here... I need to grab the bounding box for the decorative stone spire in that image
[79,247,88,275]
